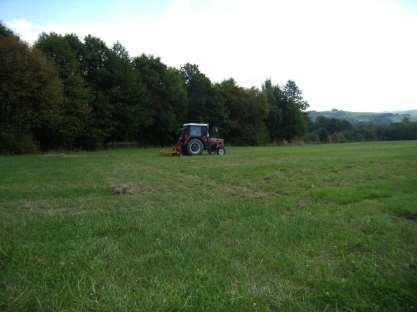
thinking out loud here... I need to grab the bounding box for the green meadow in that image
[1,142,417,311]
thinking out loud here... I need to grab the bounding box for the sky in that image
[1,0,417,112]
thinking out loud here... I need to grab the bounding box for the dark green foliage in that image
[307,116,417,143]
[308,109,417,124]
[0,22,14,38]
[313,116,352,133]
[0,30,64,153]
[181,63,214,122]
[263,79,283,141]
[3,23,416,152]
[318,127,329,143]
[166,68,189,127]
[0,26,312,153]
[105,43,149,143]
[381,117,417,140]
[35,33,91,149]
[80,35,114,144]
[216,79,268,145]
[263,79,309,142]
[283,80,309,111]
[133,55,188,145]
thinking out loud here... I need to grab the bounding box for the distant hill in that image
[308,109,417,124]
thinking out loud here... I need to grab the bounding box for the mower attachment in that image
[160,146,179,156]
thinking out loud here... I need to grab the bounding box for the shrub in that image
[0,131,38,154]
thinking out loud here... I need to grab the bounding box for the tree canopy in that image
[0,32,63,153]
[0,23,319,153]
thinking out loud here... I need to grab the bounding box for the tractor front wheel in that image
[187,139,204,155]
[217,147,226,156]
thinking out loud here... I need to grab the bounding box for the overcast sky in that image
[2,0,417,112]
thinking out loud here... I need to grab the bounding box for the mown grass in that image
[1,142,417,311]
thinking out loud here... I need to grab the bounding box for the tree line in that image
[307,116,417,143]
[2,23,415,154]
[0,23,309,153]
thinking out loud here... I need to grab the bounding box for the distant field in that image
[1,142,417,311]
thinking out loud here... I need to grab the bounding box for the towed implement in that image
[161,123,225,156]
[160,146,178,156]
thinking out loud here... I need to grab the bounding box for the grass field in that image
[1,142,417,311]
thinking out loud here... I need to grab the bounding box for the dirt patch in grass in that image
[111,183,153,195]
[42,153,83,158]
[174,174,278,199]
[396,211,417,222]
[111,184,134,195]
[297,197,313,209]
[213,183,278,199]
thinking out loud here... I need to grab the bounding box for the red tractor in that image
[163,123,225,156]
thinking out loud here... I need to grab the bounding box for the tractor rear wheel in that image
[187,139,204,155]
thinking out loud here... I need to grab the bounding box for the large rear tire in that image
[187,139,204,155]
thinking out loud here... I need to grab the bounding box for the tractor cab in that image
[176,123,225,156]
[181,123,208,138]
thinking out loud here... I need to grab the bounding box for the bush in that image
[305,132,320,143]
[0,132,38,154]
[318,128,329,143]
[329,132,347,143]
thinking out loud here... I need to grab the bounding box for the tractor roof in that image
[183,123,208,127]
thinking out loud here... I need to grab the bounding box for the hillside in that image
[308,109,417,124]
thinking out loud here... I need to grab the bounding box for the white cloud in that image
[6,0,417,111]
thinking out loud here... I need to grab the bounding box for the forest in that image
[1,22,416,154]
[307,116,417,143]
